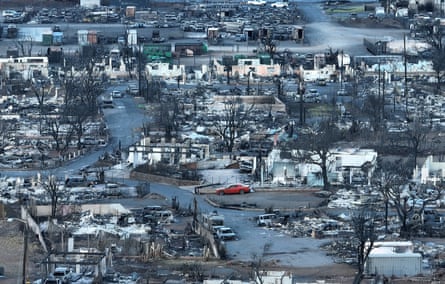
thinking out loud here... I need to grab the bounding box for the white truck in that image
[216,226,236,240]
[256,213,277,226]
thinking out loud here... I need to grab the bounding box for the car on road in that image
[271,1,289,8]
[216,226,236,240]
[101,101,114,108]
[101,94,114,108]
[304,89,321,103]
[130,22,148,28]
[111,90,123,98]
[247,0,266,5]
[216,184,251,195]
[337,88,348,96]
[316,78,327,86]
[127,84,139,96]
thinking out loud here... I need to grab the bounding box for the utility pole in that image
[299,76,305,125]
[247,67,254,95]
[378,61,381,123]
[138,44,142,98]
[404,34,408,116]
[382,71,386,120]
[22,224,28,284]
[340,50,344,90]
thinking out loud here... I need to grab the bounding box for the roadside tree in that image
[62,52,105,113]
[32,80,51,134]
[157,94,180,141]
[373,158,411,233]
[65,103,91,150]
[61,56,104,149]
[390,182,441,238]
[41,175,60,220]
[286,119,344,190]
[43,115,75,156]
[403,120,430,172]
[432,47,445,93]
[361,94,384,134]
[214,95,254,153]
[259,35,277,59]
[351,207,377,284]
[15,36,33,57]
[0,120,15,150]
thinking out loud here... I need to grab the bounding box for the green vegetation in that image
[325,5,364,14]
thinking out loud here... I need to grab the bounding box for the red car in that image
[216,184,251,195]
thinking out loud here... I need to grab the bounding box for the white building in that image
[146,62,185,80]
[80,0,101,8]
[0,56,49,79]
[212,57,281,78]
[127,29,138,46]
[414,155,445,185]
[365,241,422,277]
[266,148,377,186]
[127,137,210,168]
[301,64,336,82]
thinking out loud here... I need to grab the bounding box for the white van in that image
[256,213,277,226]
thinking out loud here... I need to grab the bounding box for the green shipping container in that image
[42,33,53,46]
[259,54,271,65]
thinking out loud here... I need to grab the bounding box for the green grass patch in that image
[326,5,364,14]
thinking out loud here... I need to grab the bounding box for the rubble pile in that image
[321,238,358,265]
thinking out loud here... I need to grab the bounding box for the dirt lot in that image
[206,189,325,212]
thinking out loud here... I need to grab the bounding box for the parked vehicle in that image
[216,184,251,195]
[316,78,327,86]
[44,277,62,284]
[202,211,225,230]
[65,176,86,187]
[111,90,123,98]
[304,89,321,103]
[256,213,277,226]
[65,176,97,187]
[271,1,289,8]
[153,210,174,224]
[101,94,114,108]
[52,267,71,284]
[127,84,139,96]
[216,226,236,240]
[337,88,348,96]
[247,0,266,5]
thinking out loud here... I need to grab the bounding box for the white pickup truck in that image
[216,226,236,240]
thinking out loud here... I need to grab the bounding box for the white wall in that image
[80,0,101,8]
[366,255,422,277]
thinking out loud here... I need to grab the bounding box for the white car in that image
[271,2,289,8]
[247,0,266,5]
[111,90,123,98]
[52,267,71,283]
